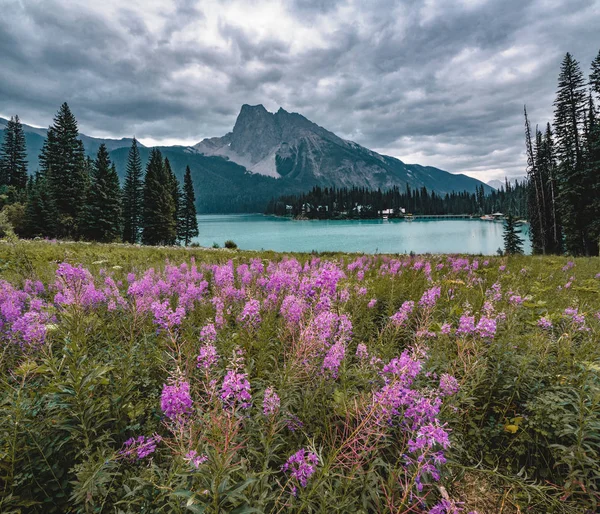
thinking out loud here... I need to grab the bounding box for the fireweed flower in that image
[119,434,162,460]
[282,448,319,492]
[356,343,369,360]
[440,323,452,335]
[220,369,252,410]
[151,300,185,331]
[537,317,553,330]
[439,374,459,396]
[564,307,588,331]
[475,316,496,339]
[322,341,346,378]
[509,295,523,306]
[456,314,475,336]
[419,286,441,309]
[390,300,415,327]
[197,344,218,370]
[263,387,280,416]
[367,298,377,308]
[199,323,217,343]
[280,295,307,326]
[238,299,261,329]
[185,450,208,468]
[161,381,193,420]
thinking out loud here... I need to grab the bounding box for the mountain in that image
[0,117,142,172]
[2,106,492,213]
[193,104,493,195]
[487,177,527,190]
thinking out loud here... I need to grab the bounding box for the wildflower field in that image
[0,241,599,513]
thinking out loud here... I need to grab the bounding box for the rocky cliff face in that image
[193,104,491,195]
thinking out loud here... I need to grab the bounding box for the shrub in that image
[224,239,238,249]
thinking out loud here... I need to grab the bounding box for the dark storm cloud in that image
[0,0,599,179]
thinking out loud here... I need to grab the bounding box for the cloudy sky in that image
[1,0,599,182]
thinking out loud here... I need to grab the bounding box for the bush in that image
[2,203,26,236]
[0,209,15,238]
[224,239,238,249]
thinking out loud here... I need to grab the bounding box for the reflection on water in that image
[193,214,531,255]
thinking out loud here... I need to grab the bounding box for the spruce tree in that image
[24,172,58,238]
[164,157,181,245]
[39,103,88,238]
[122,138,144,243]
[0,115,28,191]
[141,148,176,246]
[590,49,600,101]
[503,214,524,255]
[80,144,122,242]
[524,106,546,254]
[542,123,563,253]
[585,93,600,254]
[553,53,588,254]
[179,165,199,246]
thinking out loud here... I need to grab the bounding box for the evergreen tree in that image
[141,149,176,246]
[39,103,88,238]
[0,115,28,191]
[80,144,122,242]
[122,138,144,243]
[542,123,563,253]
[24,172,58,238]
[524,106,546,253]
[585,92,600,254]
[165,157,181,245]
[503,214,524,255]
[179,165,199,246]
[553,53,588,254]
[590,49,600,101]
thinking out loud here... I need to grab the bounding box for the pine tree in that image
[122,138,144,243]
[39,103,88,238]
[179,165,199,246]
[165,157,181,245]
[141,148,176,246]
[503,214,524,255]
[0,115,28,192]
[553,53,588,254]
[24,172,58,238]
[80,144,122,242]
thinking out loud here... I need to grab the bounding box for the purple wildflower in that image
[238,299,261,329]
[537,317,553,330]
[199,323,217,343]
[282,448,319,489]
[390,300,414,327]
[185,450,208,468]
[197,344,218,370]
[263,386,280,416]
[160,381,193,420]
[419,286,441,309]
[356,343,369,360]
[322,341,346,378]
[439,374,459,396]
[220,369,252,409]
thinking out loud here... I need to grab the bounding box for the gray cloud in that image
[0,0,599,180]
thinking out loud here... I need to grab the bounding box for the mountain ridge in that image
[1,106,492,212]
[192,104,492,195]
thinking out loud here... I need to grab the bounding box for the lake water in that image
[193,214,531,255]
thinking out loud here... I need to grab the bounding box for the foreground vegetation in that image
[0,240,599,513]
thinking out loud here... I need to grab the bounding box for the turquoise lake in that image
[193,214,531,255]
